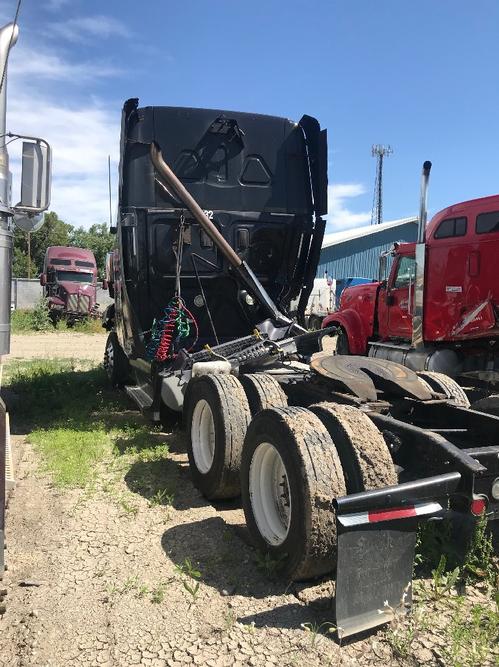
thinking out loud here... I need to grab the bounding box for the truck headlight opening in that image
[492,477,499,501]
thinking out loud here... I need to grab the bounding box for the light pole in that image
[0,23,19,355]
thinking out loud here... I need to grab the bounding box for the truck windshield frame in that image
[55,270,93,283]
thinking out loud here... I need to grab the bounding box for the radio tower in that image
[371,144,393,225]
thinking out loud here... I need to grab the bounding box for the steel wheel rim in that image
[249,442,291,546]
[191,399,216,474]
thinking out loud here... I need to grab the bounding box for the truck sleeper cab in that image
[108,99,327,386]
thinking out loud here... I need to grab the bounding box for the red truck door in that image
[380,254,415,340]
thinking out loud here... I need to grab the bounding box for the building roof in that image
[322,216,418,249]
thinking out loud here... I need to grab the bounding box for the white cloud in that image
[10,47,121,81]
[8,88,120,228]
[48,15,130,42]
[4,27,123,228]
[326,183,371,230]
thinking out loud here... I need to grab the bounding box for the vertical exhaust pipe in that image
[417,161,432,243]
[412,160,432,349]
[0,23,19,356]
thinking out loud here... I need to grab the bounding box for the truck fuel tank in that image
[368,342,460,377]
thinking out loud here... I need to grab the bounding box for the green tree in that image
[13,211,72,278]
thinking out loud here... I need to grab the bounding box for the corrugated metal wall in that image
[317,222,418,280]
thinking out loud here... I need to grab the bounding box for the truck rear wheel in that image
[336,328,350,355]
[309,403,397,493]
[471,394,499,416]
[185,374,251,500]
[417,371,470,408]
[239,373,288,416]
[241,407,346,581]
[104,332,130,387]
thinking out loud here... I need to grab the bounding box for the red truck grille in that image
[67,294,90,314]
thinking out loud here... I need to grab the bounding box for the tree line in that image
[13,212,114,279]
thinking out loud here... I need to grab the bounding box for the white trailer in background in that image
[289,273,335,330]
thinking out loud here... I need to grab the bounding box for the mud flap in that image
[335,520,417,638]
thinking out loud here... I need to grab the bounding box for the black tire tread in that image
[104,331,130,387]
[471,394,499,416]
[417,371,470,408]
[241,406,346,581]
[186,374,251,499]
[309,403,397,493]
[239,373,288,416]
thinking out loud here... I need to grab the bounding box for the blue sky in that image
[2,0,499,230]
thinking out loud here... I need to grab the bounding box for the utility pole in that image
[0,22,18,355]
[371,144,393,226]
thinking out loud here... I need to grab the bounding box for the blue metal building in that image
[317,217,418,280]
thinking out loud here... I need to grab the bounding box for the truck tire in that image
[185,374,251,500]
[104,332,130,387]
[471,394,499,416]
[309,403,397,493]
[239,373,288,416]
[241,407,346,581]
[307,315,323,331]
[417,371,470,408]
[336,328,350,356]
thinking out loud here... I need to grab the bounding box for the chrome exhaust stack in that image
[412,161,432,349]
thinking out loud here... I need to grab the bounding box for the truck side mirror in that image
[102,279,109,291]
[40,273,46,286]
[15,140,52,214]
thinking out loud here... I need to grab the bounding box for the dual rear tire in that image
[185,372,396,581]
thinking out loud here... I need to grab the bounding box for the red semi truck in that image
[323,164,499,406]
[40,246,100,324]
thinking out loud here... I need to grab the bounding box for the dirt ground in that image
[5,333,107,363]
[0,336,496,666]
[1,433,396,667]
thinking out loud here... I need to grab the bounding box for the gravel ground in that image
[0,337,495,666]
[0,432,402,667]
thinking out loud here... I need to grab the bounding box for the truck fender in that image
[321,309,369,355]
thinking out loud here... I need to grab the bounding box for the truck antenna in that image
[371,144,393,225]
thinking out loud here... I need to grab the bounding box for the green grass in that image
[11,306,104,335]
[5,359,171,490]
[11,303,52,333]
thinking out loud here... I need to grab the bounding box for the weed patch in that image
[11,304,104,335]
[4,360,169,491]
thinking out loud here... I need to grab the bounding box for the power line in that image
[0,0,23,96]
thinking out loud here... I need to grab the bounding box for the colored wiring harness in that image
[146,296,198,362]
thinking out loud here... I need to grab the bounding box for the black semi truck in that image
[103,99,499,638]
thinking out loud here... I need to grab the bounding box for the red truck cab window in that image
[434,216,467,239]
[476,210,499,234]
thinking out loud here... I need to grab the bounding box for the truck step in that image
[124,385,153,411]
